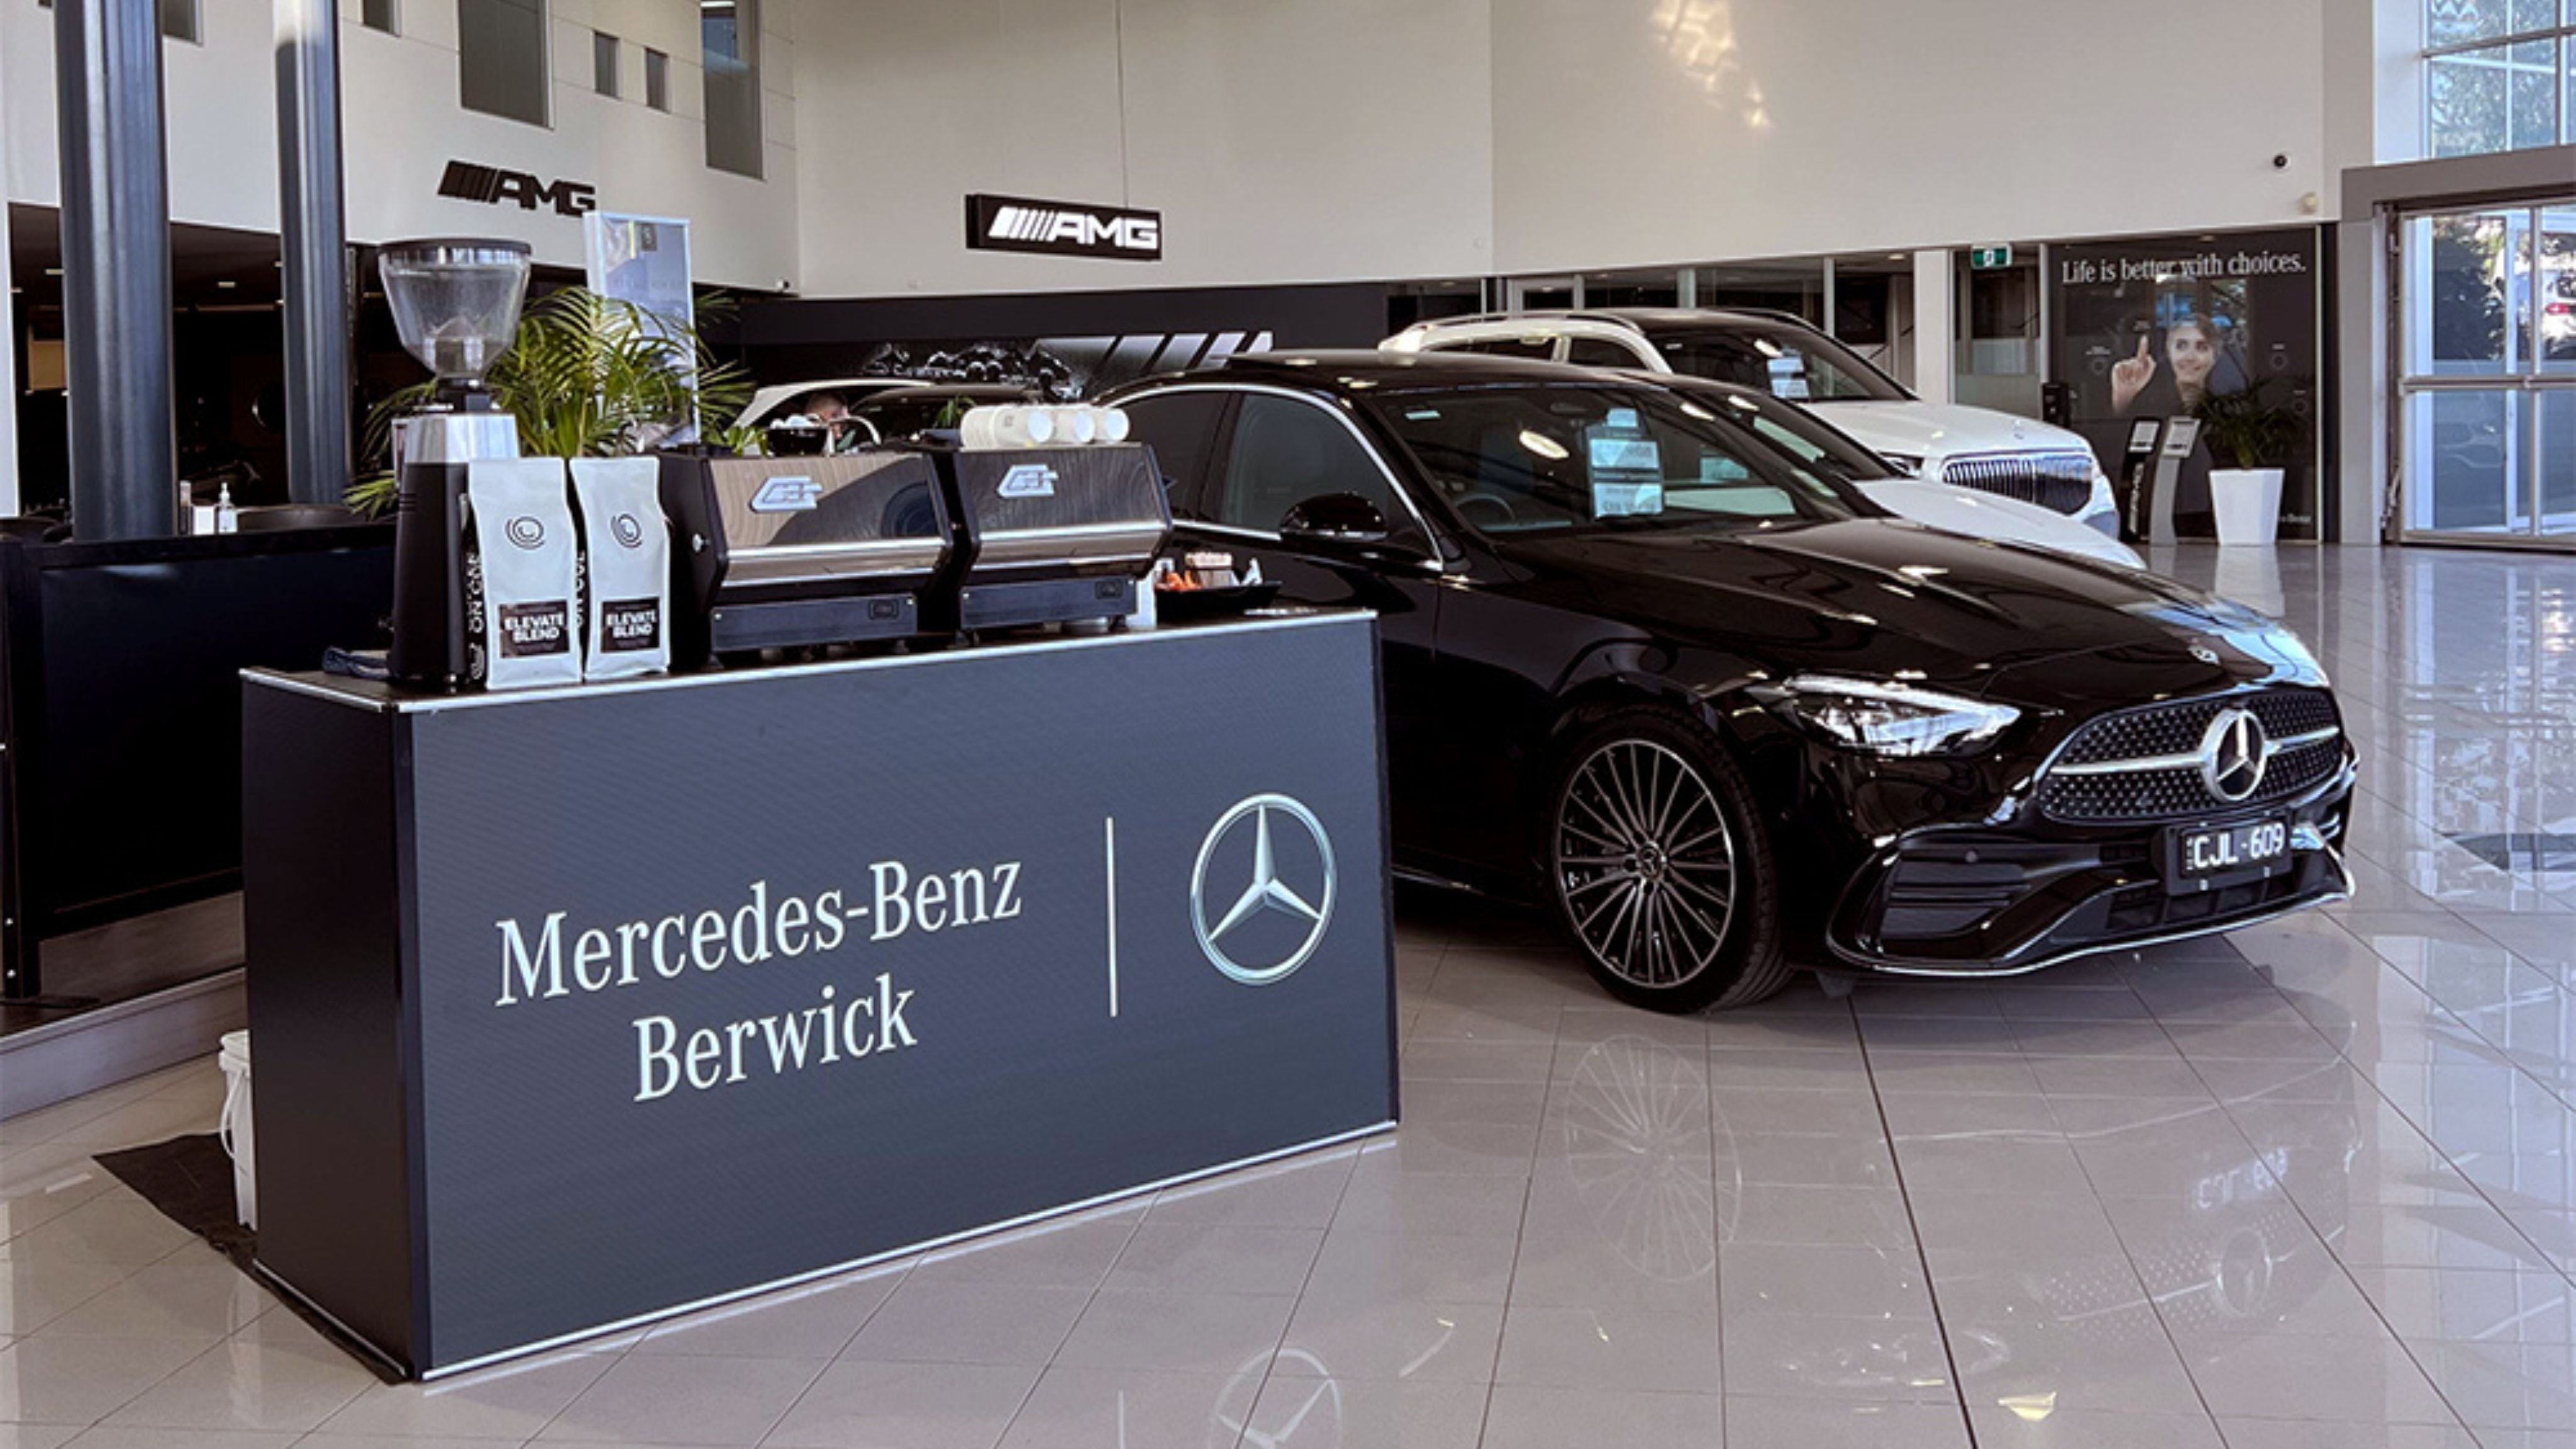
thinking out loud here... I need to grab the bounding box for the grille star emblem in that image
[2200,707,2269,802]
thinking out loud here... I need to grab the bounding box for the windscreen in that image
[1680,387,1902,487]
[1368,385,1860,536]
[1655,323,1908,402]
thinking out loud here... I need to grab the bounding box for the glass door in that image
[2399,201,2576,543]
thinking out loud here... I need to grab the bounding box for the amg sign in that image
[966,192,1162,262]
[438,160,598,218]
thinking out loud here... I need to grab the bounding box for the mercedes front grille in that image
[1937,451,2097,515]
[2036,689,2343,824]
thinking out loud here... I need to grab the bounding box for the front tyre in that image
[1546,708,1790,1013]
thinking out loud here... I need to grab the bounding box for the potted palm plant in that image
[2194,381,2304,547]
[348,287,753,514]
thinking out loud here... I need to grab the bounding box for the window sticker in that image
[1767,353,1811,401]
[1587,408,1665,516]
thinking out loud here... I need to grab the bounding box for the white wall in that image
[2,0,800,289]
[0,0,2428,300]
[789,0,1496,298]
[789,0,2387,299]
[1492,0,2335,275]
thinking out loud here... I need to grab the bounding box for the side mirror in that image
[1279,492,1390,545]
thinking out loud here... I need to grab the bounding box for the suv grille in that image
[1938,451,2097,515]
[2038,689,2344,824]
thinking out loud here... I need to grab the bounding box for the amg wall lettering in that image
[438,160,599,218]
[966,192,1163,261]
[2048,226,2324,540]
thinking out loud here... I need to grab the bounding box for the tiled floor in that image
[7,544,2576,1446]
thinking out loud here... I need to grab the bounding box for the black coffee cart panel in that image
[242,611,1396,1377]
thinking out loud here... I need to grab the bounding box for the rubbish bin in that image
[218,1030,255,1230]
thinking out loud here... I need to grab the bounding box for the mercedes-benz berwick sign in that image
[967,192,1162,261]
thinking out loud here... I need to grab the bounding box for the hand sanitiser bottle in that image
[214,484,239,534]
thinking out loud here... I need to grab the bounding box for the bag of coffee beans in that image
[569,457,671,680]
[464,458,582,690]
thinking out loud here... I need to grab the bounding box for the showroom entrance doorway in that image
[2397,199,2576,543]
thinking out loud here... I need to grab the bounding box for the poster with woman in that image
[2048,226,2324,541]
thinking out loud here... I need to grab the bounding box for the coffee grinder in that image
[380,238,533,688]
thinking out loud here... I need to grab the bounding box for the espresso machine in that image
[658,452,955,667]
[380,238,533,688]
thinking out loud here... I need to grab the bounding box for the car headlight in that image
[1879,452,1927,478]
[1780,675,2020,757]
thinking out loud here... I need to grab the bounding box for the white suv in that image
[1385,309,2122,540]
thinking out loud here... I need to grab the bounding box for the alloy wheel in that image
[1553,738,1737,989]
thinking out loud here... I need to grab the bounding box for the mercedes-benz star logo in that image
[1191,793,1335,985]
[2200,706,2269,802]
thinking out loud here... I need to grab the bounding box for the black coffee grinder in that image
[380,238,532,688]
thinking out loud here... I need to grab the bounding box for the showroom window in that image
[1219,396,1416,543]
[644,47,670,113]
[1453,337,1558,362]
[458,0,548,128]
[362,0,397,34]
[592,30,619,99]
[2424,0,2575,155]
[702,0,762,177]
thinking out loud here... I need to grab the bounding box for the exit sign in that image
[1969,245,2014,270]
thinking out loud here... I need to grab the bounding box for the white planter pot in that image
[2210,468,2284,547]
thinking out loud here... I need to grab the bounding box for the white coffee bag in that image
[570,457,671,680]
[465,458,582,690]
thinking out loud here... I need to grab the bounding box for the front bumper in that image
[1820,754,2355,977]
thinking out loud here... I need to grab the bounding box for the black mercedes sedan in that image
[1104,352,2355,1012]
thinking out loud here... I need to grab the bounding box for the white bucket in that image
[2211,468,2285,547]
[217,1030,255,1230]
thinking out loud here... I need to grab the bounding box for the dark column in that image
[52,0,177,540]
[276,0,351,506]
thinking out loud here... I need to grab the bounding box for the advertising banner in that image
[2048,226,2325,540]
[396,617,1394,1367]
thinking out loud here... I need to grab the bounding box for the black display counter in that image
[1,523,394,1010]
[241,611,1396,1378]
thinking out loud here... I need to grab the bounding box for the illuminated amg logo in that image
[985,207,1160,253]
[969,195,1163,260]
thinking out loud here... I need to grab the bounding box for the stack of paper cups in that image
[1051,407,1099,445]
[959,406,1057,450]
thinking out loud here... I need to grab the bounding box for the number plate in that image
[2169,817,2291,888]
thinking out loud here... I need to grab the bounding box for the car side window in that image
[1564,338,1642,369]
[1442,336,1558,362]
[1219,395,1417,543]
[1116,392,1230,519]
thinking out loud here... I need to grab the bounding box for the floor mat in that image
[95,1133,405,1382]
